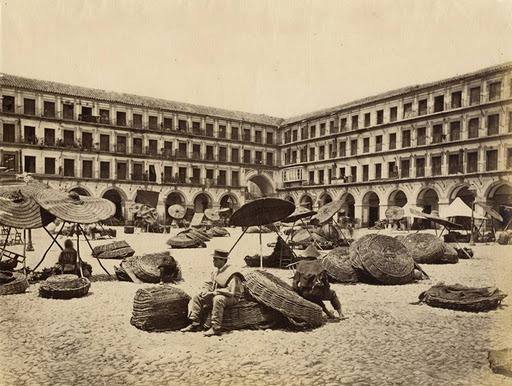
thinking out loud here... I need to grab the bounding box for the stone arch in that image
[246,173,275,198]
[362,191,380,227]
[193,192,213,213]
[68,186,91,196]
[416,188,439,214]
[387,190,408,207]
[284,195,295,205]
[449,184,475,207]
[219,193,239,210]
[318,192,333,207]
[102,188,126,220]
[339,192,355,219]
[299,194,314,210]
[485,181,512,228]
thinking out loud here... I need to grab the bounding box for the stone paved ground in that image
[1,228,512,385]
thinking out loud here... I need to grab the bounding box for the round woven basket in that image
[0,272,29,296]
[166,234,206,248]
[39,274,91,299]
[349,234,415,285]
[96,247,136,260]
[125,252,182,283]
[321,248,358,283]
[244,270,323,328]
[92,240,130,255]
[130,286,191,332]
[402,233,446,264]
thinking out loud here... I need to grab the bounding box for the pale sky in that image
[1,0,512,118]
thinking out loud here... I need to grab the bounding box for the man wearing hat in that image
[181,249,244,336]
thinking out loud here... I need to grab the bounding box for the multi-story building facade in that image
[1,62,511,226]
[279,62,512,226]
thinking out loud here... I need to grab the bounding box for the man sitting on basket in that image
[181,249,244,336]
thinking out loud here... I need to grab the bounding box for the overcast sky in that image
[1,0,511,118]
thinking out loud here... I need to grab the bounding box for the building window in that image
[339,167,345,179]
[117,162,127,180]
[99,109,110,124]
[449,121,461,141]
[487,114,499,135]
[309,147,315,161]
[402,130,411,148]
[116,111,126,126]
[163,117,173,130]
[231,126,239,140]
[388,161,398,178]
[416,127,426,146]
[362,165,369,181]
[2,96,15,113]
[191,121,201,134]
[63,103,74,120]
[351,115,358,130]
[339,142,346,157]
[254,151,263,164]
[148,116,158,130]
[100,161,110,179]
[340,118,347,132]
[489,81,501,101]
[375,135,382,152]
[133,164,144,181]
[390,106,397,122]
[451,91,462,108]
[133,138,142,154]
[418,99,428,116]
[329,120,336,133]
[44,128,55,146]
[44,157,55,175]
[117,136,127,154]
[416,158,425,177]
[400,159,410,178]
[319,146,325,160]
[310,125,316,138]
[301,126,308,140]
[434,95,444,112]
[266,132,274,144]
[255,130,262,143]
[320,123,326,136]
[403,102,412,118]
[205,145,214,160]
[23,126,36,144]
[24,156,36,173]
[376,110,384,125]
[22,98,35,115]
[470,86,481,105]
[389,133,396,150]
[148,139,158,155]
[432,124,444,143]
[467,152,478,173]
[82,132,93,150]
[291,150,297,164]
[309,171,315,184]
[318,170,325,184]
[364,113,371,127]
[375,163,381,180]
[243,149,251,163]
[468,118,479,138]
[42,101,56,118]
[243,128,251,141]
[509,112,512,132]
[82,160,92,178]
[179,120,188,132]
[293,130,299,142]
[486,149,498,171]
[231,148,239,163]
[63,130,75,147]
[363,138,370,153]
[431,156,442,176]
[507,148,512,169]
[350,166,357,182]
[2,123,14,143]
[133,113,143,128]
[100,134,110,152]
[267,152,274,166]
[64,159,75,177]
[218,125,227,139]
[350,139,357,155]
[231,171,240,186]
[448,154,461,174]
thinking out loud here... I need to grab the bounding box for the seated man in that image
[181,249,244,336]
[292,259,345,320]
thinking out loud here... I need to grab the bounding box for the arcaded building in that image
[1,61,511,226]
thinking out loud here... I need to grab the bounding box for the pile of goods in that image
[39,274,91,299]
[291,228,335,250]
[496,230,512,245]
[119,251,182,284]
[166,228,210,249]
[131,286,191,332]
[349,234,416,285]
[88,226,117,239]
[92,240,135,259]
[0,271,29,296]
[418,283,507,312]
[401,233,459,264]
[245,236,295,268]
[321,247,358,283]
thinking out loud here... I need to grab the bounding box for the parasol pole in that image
[76,223,83,277]
[228,227,248,254]
[22,229,27,275]
[0,227,12,261]
[259,225,263,269]
[32,223,65,272]
[79,224,111,276]
[300,218,323,250]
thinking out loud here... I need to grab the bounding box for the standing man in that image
[181,249,244,336]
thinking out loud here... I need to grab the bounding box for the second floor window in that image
[489,81,501,101]
[400,159,410,178]
[24,98,36,115]
[468,118,479,138]
[376,110,384,124]
[389,106,397,122]
[100,161,110,179]
[339,141,346,157]
[467,152,478,173]
[63,103,74,120]
[375,135,382,151]
[148,116,158,130]
[116,111,126,126]
[402,130,411,148]
[100,134,110,152]
[389,133,396,150]
[2,96,15,113]
[488,114,499,135]
[364,113,371,127]
[416,157,425,177]
[432,124,444,143]
[431,156,442,176]
[434,95,444,112]
[363,138,370,153]
[486,149,498,171]
[351,115,358,130]
[43,101,56,117]
[350,139,357,155]
[133,114,143,128]
[417,127,426,146]
[450,121,461,141]
[418,99,428,115]
[403,102,412,118]
[470,86,481,105]
[451,91,462,108]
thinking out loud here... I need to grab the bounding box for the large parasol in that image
[385,206,405,221]
[475,201,503,222]
[282,206,317,223]
[311,200,344,224]
[230,198,294,227]
[168,204,186,220]
[204,208,220,222]
[409,208,466,230]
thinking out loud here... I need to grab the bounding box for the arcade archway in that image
[299,195,314,210]
[340,193,355,220]
[69,187,90,196]
[220,194,239,210]
[450,185,476,207]
[318,193,333,207]
[102,189,125,220]
[388,190,407,207]
[247,174,274,198]
[194,193,212,213]
[284,196,295,205]
[165,192,186,224]
[362,191,380,227]
[486,183,512,229]
[416,188,439,214]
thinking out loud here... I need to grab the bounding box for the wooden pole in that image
[79,224,111,276]
[76,224,83,277]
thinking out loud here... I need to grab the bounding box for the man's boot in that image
[180,323,202,333]
[203,327,221,337]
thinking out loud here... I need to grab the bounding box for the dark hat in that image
[212,249,229,260]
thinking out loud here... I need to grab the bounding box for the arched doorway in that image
[318,193,333,207]
[362,191,380,227]
[220,194,239,210]
[165,192,186,224]
[284,196,295,205]
[450,185,476,207]
[194,193,211,213]
[300,195,314,210]
[102,189,124,220]
[388,190,407,207]
[416,188,439,214]
[69,187,90,196]
[247,174,274,198]
[487,183,512,229]
[340,193,355,220]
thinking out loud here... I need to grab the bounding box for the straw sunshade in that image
[318,224,341,240]
[349,234,415,285]
[34,190,115,224]
[168,204,186,219]
[321,248,358,283]
[0,184,55,229]
[402,233,447,264]
[282,206,317,223]
[204,208,220,222]
[230,198,294,227]
[476,202,503,222]
[39,274,91,299]
[418,283,507,312]
[311,200,344,224]
[0,272,29,296]
[244,270,324,328]
[124,252,182,283]
[385,206,405,221]
[131,286,191,332]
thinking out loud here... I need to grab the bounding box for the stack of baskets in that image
[39,274,91,299]
[321,247,359,283]
[123,251,182,283]
[0,272,29,296]
[401,233,450,264]
[131,286,190,332]
[92,240,135,259]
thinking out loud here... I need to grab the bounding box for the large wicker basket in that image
[39,274,91,299]
[92,241,135,260]
[124,252,182,283]
[402,233,446,264]
[130,286,191,332]
[0,272,29,296]
[321,248,359,283]
[166,234,206,249]
[244,270,323,328]
[419,283,507,312]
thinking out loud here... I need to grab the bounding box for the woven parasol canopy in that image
[311,200,344,224]
[0,184,55,229]
[409,208,465,230]
[282,206,317,223]
[385,206,405,221]
[230,198,294,227]
[204,208,220,222]
[476,201,503,222]
[34,189,115,224]
[168,204,186,219]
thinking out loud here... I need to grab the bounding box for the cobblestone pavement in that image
[1,229,511,385]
